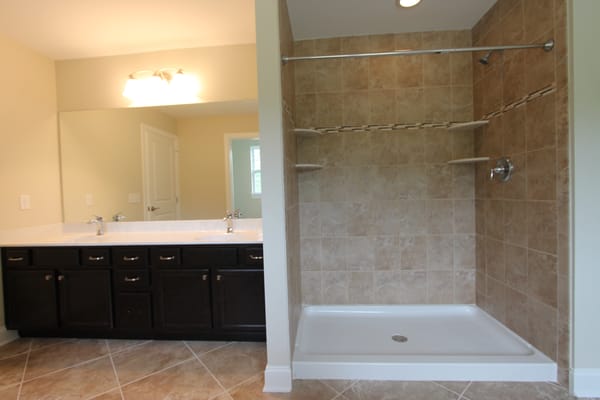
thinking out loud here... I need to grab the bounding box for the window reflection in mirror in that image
[230,138,261,218]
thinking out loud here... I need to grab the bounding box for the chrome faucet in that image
[224,211,234,234]
[88,215,105,236]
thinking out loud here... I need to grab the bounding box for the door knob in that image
[147,206,160,212]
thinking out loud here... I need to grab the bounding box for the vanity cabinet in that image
[113,247,153,331]
[1,243,264,341]
[3,247,113,331]
[154,245,265,337]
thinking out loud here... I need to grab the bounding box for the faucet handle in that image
[87,215,103,224]
[233,209,242,218]
[224,211,233,220]
[112,212,126,222]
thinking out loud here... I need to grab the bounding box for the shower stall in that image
[279,0,569,384]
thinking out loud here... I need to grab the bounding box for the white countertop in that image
[0,219,263,247]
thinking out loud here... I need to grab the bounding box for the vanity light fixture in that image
[122,68,200,106]
[398,0,421,7]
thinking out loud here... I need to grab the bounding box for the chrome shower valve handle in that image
[490,157,514,182]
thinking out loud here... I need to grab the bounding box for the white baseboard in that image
[263,365,292,392]
[0,326,19,346]
[571,368,600,398]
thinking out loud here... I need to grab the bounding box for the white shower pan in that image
[293,305,556,382]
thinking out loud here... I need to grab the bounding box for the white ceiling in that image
[286,0,497,40]
[0,0,256,60]
[0,0,497,60]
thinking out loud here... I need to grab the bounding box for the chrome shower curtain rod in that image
[281,39,554,63]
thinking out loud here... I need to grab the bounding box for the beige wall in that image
[177,114,259,220]
[0,33,62,334]
[472,0,569,384]
[55,44,257,111]
[296,31,476,305]
[0,35,62,230]
[59,109,176,222]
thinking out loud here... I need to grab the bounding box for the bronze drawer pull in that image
[216,275,222,281]
[124,276,141,283]
[44,274,53,281]
[8,257,24,262]
[202,274,208,281]
[249,255,263,260]
[159,256,175,261]
[88,256,105,261]
[123,256,140,262]
[57,275,65,281]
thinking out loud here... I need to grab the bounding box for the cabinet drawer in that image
[81,248,111,266]
[3,249,31,266]
[116,293,152,330]
[151,247,181,266]
[116,269,150,290]
[182,247,237,266]
[34,248,79,266]
[241,247,264,266]
[113,247,147,267]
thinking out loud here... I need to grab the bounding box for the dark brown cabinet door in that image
[213,268,265,330]
[115,293,153,330]
[4,270,58,330]
[58,269,113,329]
[156,269,212,330]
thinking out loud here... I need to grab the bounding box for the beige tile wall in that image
[295,31,477,305]
[471,0,569,384]
[279,0,302,344]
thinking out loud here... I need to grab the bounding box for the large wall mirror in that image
[59,101,260,223]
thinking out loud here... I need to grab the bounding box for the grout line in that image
[107,339,153,356]
[458,381,473,399]
[320,379,345,395]
[118,356,195,389]
[105,340,126,400]
[15,339,32,400]
[220,371,264,397]
[183,341,230,395]
[432,381,468,398]
[28,338,75,354]
[338,380,360,397]
[21,352,113,384]
[183,340,234,356]
[0,350,30,362]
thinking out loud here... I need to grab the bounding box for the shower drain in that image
[392,335,408,343]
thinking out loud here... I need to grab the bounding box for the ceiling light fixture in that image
[122,68,200,107]
[398,0,422,7]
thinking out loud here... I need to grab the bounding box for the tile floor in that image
[0,338,586,400]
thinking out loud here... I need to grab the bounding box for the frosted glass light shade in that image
[399,0,421,7]
[122,70,200,106]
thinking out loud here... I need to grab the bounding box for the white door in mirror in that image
[141,124,179,221]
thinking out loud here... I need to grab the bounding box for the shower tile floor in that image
[0,338,585,400]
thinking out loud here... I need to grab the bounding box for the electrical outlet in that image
[19,194,31,210]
